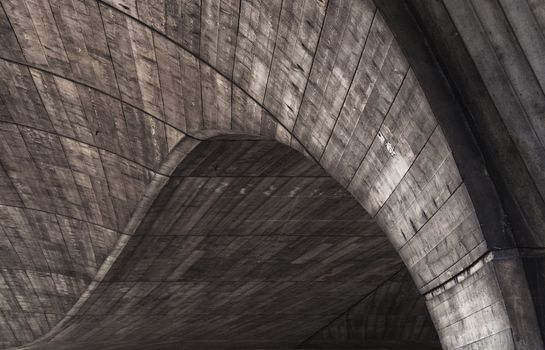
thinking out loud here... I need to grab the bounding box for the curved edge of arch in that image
[16,135,202,348]
[372,1,543,348]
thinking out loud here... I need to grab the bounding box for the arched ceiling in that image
[0,0,544,349]
[14,139,438,349]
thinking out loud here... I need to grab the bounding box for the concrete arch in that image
[0,0,541,349]
[19,135,438,349]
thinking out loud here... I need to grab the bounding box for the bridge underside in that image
[0,0,545,349]
[16,139,439,349]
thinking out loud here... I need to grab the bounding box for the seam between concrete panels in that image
[0,265,94,284]
[169,175,330,178]
[13,123,60,273]
[150,30,171,173]
[0,202,125,236]
[197,60,206,130]
[261,0,284,107]
[26,63,106,236]
[491,246,544,349]
[0,309,81,318]
[0,309,26,344]
[101,277,392,284]
[450,326,514,350]
[419,239,487,294]
[319,7,378,163]
[13,271,53,334]
[45,0,75,78]
[0,120,173,234]
[97,2,142,145]
[198,0,203,57]
[0,1,28,65]
[0,224,30,283]
[407,204,476,269]
[229,0,242,131]
[424,251,493,300]
[287,0,330,136]
[0,203,104,285]
[0,119,166,235]
[0,309,30,344]
[0,157,25,206]
[96,1,168,219]
[425,260,498,326]
[373,123,440,219]
[140,233,386,237]
[0,109,172,178]
[346,69,409,190]
[376,148,452,239]
[436,299,505,332]
[95,147,123,231]
[329,42,403,186]
[231,0,243,80]
[295,263,405,347]
[53,212,99,283]
[0,54,197,143]
[292,1,358,151]
[397,180,464,252]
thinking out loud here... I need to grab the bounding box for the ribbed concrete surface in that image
[0,0,541,349]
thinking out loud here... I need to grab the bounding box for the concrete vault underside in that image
[15,139,440,349]
[0,0,544,349]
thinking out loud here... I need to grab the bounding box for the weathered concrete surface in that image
[15,140,428,349]
[0,0,542,349]
[398,0,545,347]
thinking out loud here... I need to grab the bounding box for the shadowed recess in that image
[18,140,438,349]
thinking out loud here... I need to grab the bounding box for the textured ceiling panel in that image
[0,0,542,348]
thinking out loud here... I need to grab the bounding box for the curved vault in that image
[17,138,440,349]
[0,0,541,349]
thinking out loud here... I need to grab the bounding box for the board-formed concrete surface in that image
[13,139,440,349]
[401,1,545,341]
[0,0,544,349]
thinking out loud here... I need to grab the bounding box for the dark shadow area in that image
[300,270,439,349]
